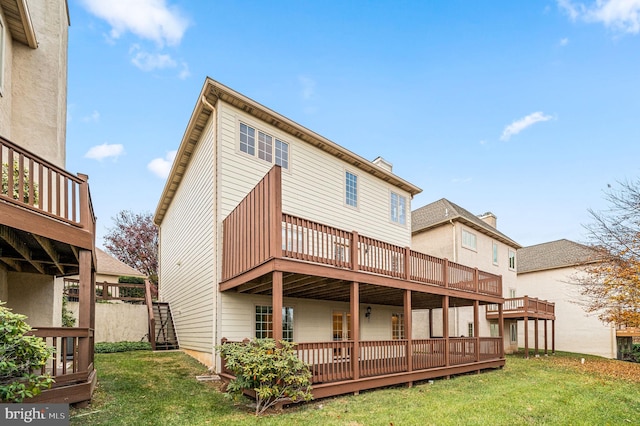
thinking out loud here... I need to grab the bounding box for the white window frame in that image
[239,122,290,170]
[462,229,477,251]
[508,249,516,271]
[390,191,407,225]
[510,322,518,344]
[468,322,474,338]
[345,170,358,208]
[391,313,405,340]
[492,242,499,265]
[254,305,294,342]
[509,288,516,298]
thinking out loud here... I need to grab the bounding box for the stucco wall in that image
[7,272,59,326]
[0,7,13,136]
[412,225,454,260]
[67,301,149,343]
[9,0,68,167]
[518,267,616,358]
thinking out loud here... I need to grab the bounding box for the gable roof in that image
[412,198,521,249]
[154,77,422,225]
[96,248,145,278]
[517,239,599,274]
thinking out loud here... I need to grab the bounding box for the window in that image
[390,192,406,225]
[255,305,294,342]
[345,171,358,207]
[492,242,498,265]
[509,288,516,298]
[239,123,289,169]
[462,229,477,250]
[490,322,499,337]
[510,322,518,344]
[468,322,474,338]
[332,312,351,341]
[508,250,516,270]
[392,313,405,340]
[240,123,255,156]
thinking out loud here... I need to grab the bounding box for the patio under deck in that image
[0,135,97,405]
[219,167,506,398]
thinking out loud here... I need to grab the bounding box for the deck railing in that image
[221,166,502,297]
[64,278,147,303]
[0,135,91,228]
[487,296,555,317]
[27,327,94,382]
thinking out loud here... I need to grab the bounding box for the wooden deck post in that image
[350,282,360,381]
[474,300,480,363]
[498,304,504,358]
[429,309,434,338]
[443,295,449,367]
[272,271,283,345]
[544,319,548,355]
[552,320,556,354]
[473,268,479,293]
[404,247,411,281]
[77,249,92,371]
[443,259,449,288]
[524,317,529,359]
[534,318,539,356]
[351,232,359,271]
[404,289,413,377]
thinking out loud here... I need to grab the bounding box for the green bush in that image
[217,339,312,415]
[0,302,54,402]
[94,341,152,353]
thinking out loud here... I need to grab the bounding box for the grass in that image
[71,351,640,425]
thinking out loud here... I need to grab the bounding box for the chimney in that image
[372,157,393,172]
[478,212,497,228]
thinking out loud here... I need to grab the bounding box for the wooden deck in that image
[486,296,555,320]
[1,135,97,405]
[221,337,504,399]
[218,167,506,398]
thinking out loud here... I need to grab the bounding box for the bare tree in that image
[579,179,640,327]
[103,210,158,284]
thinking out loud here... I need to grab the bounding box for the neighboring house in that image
[412,199,555,356]
[517,239,620,359]
[0,0,96,404]
[155,78,507,399]
[63,248,148,343]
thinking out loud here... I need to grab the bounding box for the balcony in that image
[1,134,96,405]
[486,296,555,321]
[218,166,506,399]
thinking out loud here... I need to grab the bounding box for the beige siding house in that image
[517,239,617,358]
[0,0,97,404]
[155,78,508,398]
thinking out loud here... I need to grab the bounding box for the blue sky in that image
[66,0,640,249]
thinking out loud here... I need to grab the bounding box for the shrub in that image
[0,302,54,402]
[217,339,312,415]
[94,341,152,353]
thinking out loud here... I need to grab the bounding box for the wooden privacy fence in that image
[0,135,91,228]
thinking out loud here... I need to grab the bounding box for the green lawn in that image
[71,351,640,425]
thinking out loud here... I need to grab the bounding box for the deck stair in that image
[151,301,179,350]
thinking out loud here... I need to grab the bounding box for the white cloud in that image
[80,0,189,46]
[147,150,177,178]
[82,110,100,123]
[130,45,177,71]
[558,0,640,34]
[560,37,570,46]
[299,76,316,100]
[500,112,553,141]
[178,62,190,80]
[85,143,124,160]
